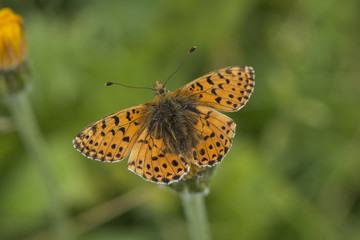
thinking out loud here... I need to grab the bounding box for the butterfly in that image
[73,64,255,184]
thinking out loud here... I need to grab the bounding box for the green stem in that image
[180,190,212,240]
[6,92,71,240]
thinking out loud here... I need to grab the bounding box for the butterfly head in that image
[154,81,169,96]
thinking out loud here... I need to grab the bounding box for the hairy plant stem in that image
[5,92,71,240]
[170,165,215,240]
[180,190,211,240]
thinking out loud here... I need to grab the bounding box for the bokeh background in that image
[1,0,359,239]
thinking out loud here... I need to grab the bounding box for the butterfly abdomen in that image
[144,93,201,160]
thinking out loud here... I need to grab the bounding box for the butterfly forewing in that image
[73,105,146,162]
[175,66,255,112]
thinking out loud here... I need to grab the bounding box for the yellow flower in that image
[0,8,30,97]
[0,8,27,71]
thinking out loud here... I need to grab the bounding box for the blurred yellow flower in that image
[0,8,27,71]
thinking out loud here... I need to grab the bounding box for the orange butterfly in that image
[73,53,255,184]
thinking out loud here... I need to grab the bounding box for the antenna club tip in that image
[189,46,197,53]
[105,82,113,86]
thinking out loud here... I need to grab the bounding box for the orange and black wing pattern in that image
[175,66,255,112]
[128,129,189,184]
[73,105,146,162]
[191,106,236,166]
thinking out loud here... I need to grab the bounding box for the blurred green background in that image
[1,0,359,239]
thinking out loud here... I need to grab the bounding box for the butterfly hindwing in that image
[73,105,146,162]
[128,130,189,184]
[192,106,236,166]
[175,66,255,112]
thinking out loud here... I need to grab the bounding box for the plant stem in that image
[6,92,71,240]
[180,190,212,240]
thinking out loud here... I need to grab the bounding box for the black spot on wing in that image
[196,82,204,91]
[91,125,97,134]
[126,111,131,121]
[206,76,214,85]
[215,97,222,103]
[112,116,119,126]
[119,127,125,134]
[162,178,170,184]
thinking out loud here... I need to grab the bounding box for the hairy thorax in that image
[142,92,201,159]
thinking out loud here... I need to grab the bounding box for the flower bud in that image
[0,8,30,97]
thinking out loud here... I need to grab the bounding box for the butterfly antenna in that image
[163,46,197,87]
[105,82,155,91]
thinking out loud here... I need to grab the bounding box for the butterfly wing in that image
[175,66,255,112]
[128,130,189,184]
[191,106,236,166]
[73,104,146,162]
